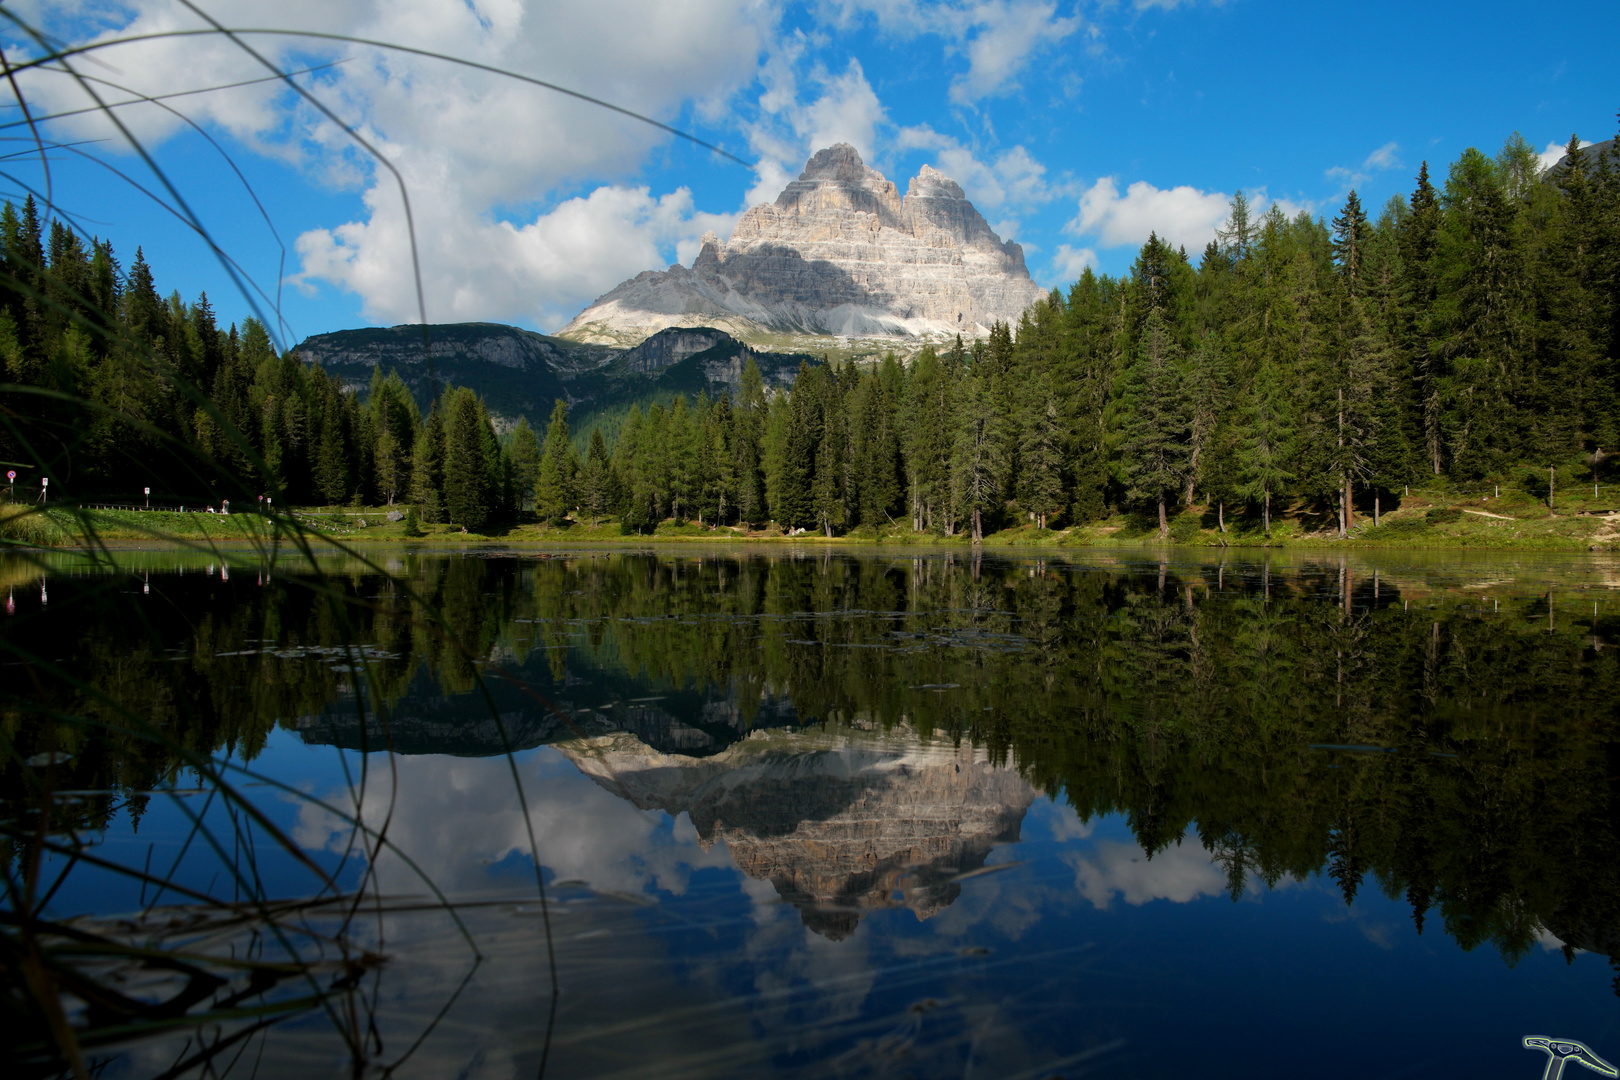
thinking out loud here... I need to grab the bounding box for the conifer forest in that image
[5,129,1618,541]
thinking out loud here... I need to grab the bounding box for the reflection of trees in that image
[12,551,1620,974]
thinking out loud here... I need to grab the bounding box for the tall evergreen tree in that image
[951,374,1005,543]
[507,417,540,511]
[534,398,577,523]
[1117,309,1189,536]
[578,427,613,526]
[1018,374,1065,529]
[443,388,493,531]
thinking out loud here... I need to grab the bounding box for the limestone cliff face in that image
[617,326,739,374]
[558,729,1035,939]
[559,145,1046,347]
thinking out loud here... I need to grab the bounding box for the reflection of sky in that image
[55,730,1620,1079]
[293,749,737,898]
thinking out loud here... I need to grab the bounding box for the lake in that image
[6,545,1620,1079]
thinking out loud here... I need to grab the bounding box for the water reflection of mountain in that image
[559,730,1035,939]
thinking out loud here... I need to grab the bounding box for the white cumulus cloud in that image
[820,0,1082,104]
[895,124,1057,216]
[295,181,736,330]
[742,56,890,213]
[949,0,1083,104]
[29,0,775,329]
[1065,175,1231,251]
[1049,243,1097,282]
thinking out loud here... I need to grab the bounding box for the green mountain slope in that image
[295,322,815,445]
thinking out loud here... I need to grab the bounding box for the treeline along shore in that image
[4,124,1620,548]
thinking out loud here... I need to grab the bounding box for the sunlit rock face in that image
[558,730,1036,939]
[558,144,1046,347]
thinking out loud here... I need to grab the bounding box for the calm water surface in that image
[7,546,1620,1079]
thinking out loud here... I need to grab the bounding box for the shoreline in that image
[9,496,1620,553]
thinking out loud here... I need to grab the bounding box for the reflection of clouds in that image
[1066,839,1227,909]
[1320,907,1398,950]
[293,749,733,898]
[1036,799,1095,842]
[924,860,1050,944]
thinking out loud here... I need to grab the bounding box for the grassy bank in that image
[11,486,1620,551]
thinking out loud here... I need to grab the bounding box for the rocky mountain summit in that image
[559,144,1046,347]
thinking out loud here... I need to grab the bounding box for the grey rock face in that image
[617,326,736,373]
[560,144,1045,345]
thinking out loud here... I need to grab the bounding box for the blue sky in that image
[10,0,1619,349]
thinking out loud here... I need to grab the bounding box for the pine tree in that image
[314,377,348,505]
[1238,358,1295,534]
[507,416,540,511]
[734,357,767,524]
[812,420,845,536]
[1182,337,1227,508]
[1436,146,1529,477]
[1331,191,1370,299]
[1118,309,1189,536]
[1399,163,1444,474]
[412,401,445,522]
[667,395,699,521]
[776,363,821,529]
[851,368,899,526]
[534,398,577,524]
[1538,134,1614,456]
[578,428,612,526]
[1018,371,1064,529]
[901,345,955,532]
[702,396,735,524]
[951,374,1005,543]
[443,388,493,531]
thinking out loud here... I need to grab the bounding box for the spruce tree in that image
[443,388,492,531]
[412,401,445,522]
[578,428,612,526]
[1399,163,1444,474]
[534,398,577,523]
[703,397,735,524]
[776,363,820,529]
[1018,371,1064,529]
[851,368,899,526]
[1238,358,1295,534]
[314,378,348,505]
[901,346,955,532]
[507,417,540,511]
[1117,309,1190,536]
[951,374,1005,543]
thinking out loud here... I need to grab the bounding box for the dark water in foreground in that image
[7,546,1620,1078]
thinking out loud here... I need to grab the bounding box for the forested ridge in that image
[3,126,1617,540]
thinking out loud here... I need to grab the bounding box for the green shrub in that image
[1426,506,1463,524]
[1169,513,1202,542]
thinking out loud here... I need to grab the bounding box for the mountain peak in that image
[558,147,1043,348]
[906,164,966,202]
[798,142,877,183]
